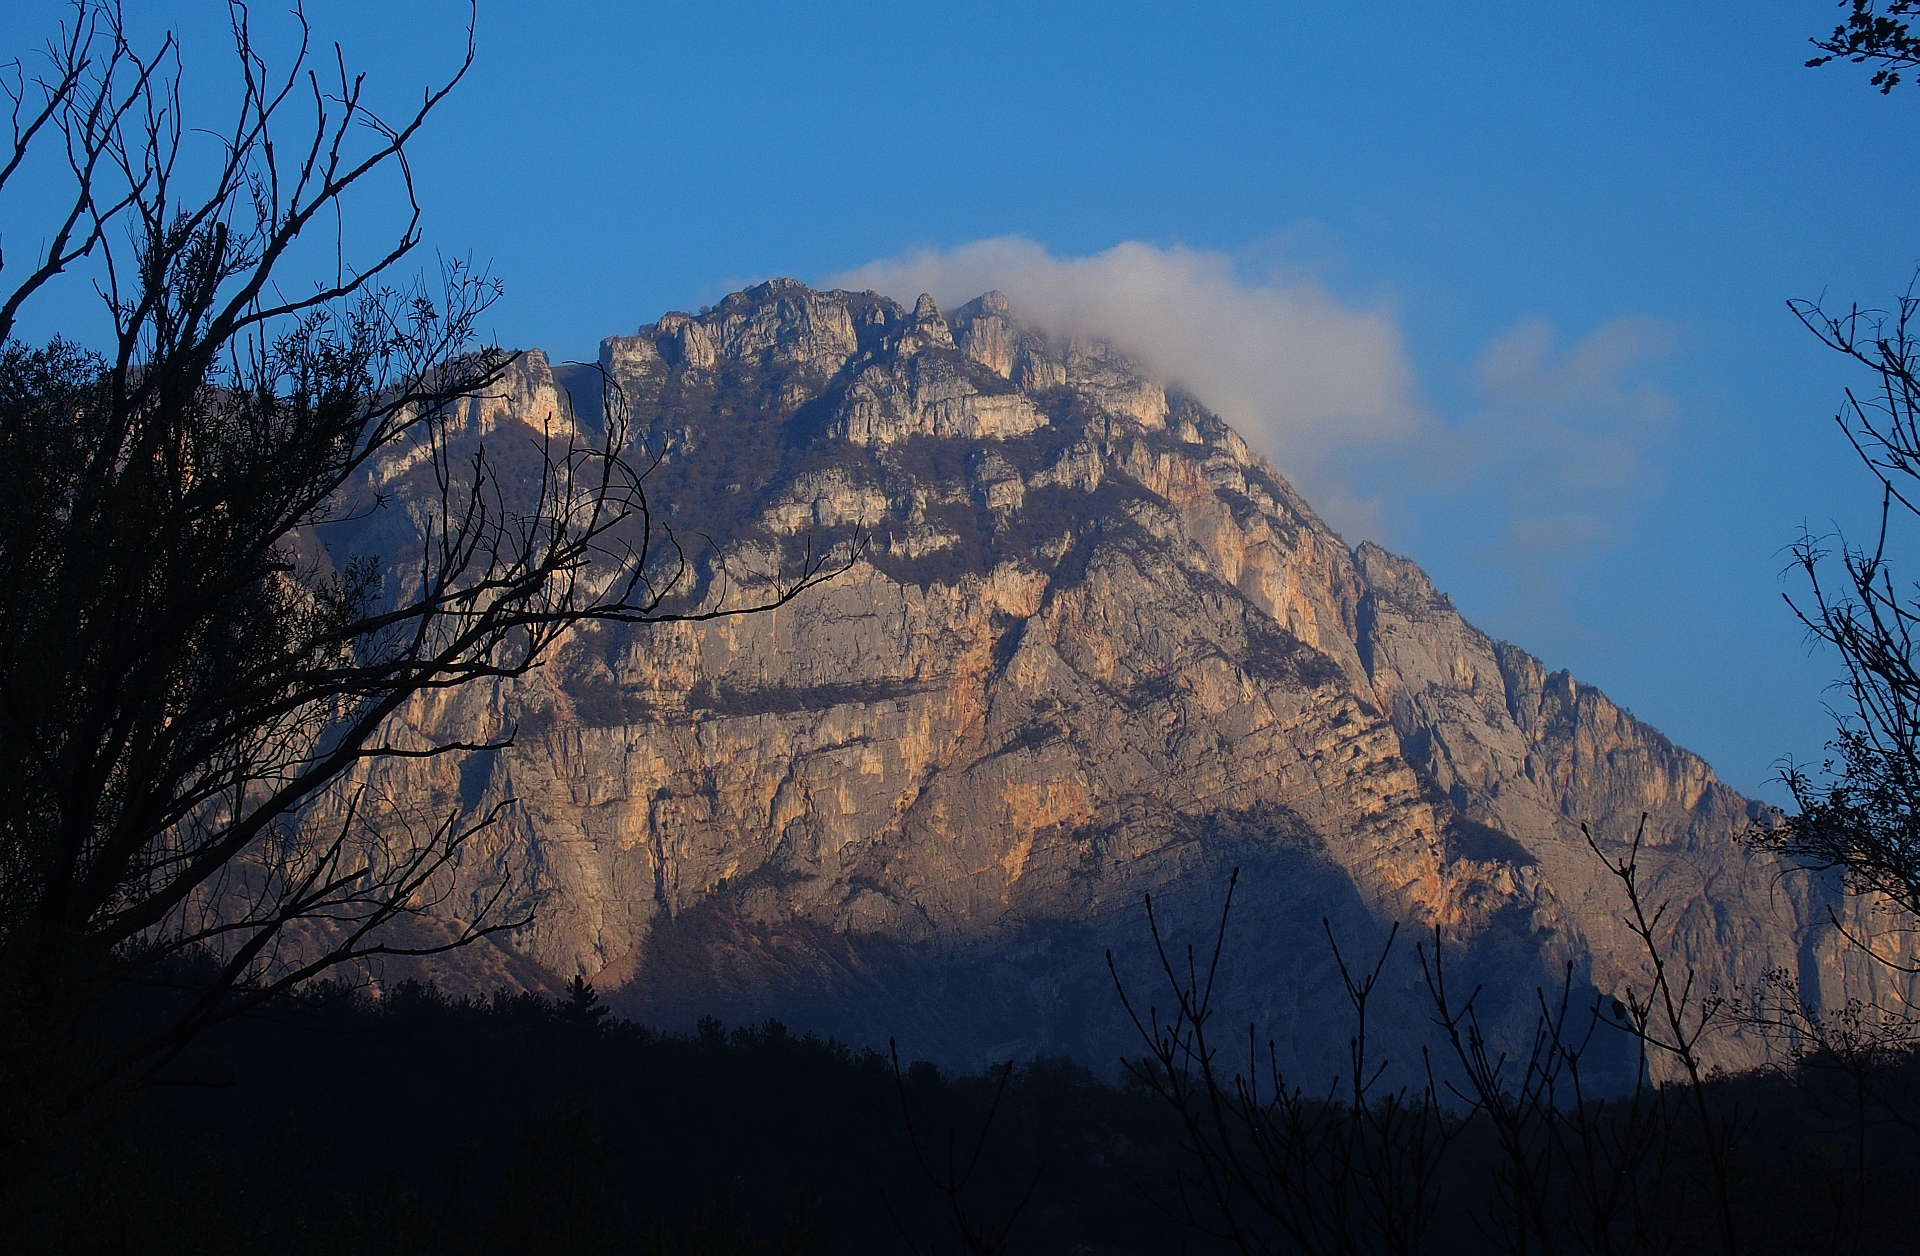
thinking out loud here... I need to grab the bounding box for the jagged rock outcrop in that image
[329,280,1904,1079]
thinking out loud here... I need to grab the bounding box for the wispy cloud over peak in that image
[824,237,1423,522]
[823,239,1684,608]
[1476,314,1676,415]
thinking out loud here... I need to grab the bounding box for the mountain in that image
[337,278,1897,1079]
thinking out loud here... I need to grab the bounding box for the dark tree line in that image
[13,870,1920,1256]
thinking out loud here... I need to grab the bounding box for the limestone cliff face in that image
[340,279,1896,1076]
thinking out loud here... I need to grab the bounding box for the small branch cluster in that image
[1807,1,1920,92]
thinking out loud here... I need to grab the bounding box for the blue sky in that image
[8,1,1919,802]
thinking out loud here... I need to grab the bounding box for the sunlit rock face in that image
[346,279,1898,1080]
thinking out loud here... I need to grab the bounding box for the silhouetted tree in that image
[1109,872,1459,1256]
[883,1041,1038,1256]
[1112,832,1765,1256]
[1754,283,1920,950]
[562,974,611,1031]
[1807,1,1920,92]
[1733,2,1920,964]
[0,0,854,1124]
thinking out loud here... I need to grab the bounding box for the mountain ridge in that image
[326,278,1900,1077]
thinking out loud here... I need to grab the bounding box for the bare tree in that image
[1412,825,1740,1256]
[0,0,855,1117]
[1724,965,1920,1254]
[1109,872,1458,1256]
[1113,833,1759,1256]
[1741,0,1920,979]
[883,1043,1038,1256]
[1749,285,1920,968]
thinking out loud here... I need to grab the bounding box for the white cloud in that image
[1475,314,1674,417]
[1413,314,1680,636]
[824,237,1422,532]
[823,240,1678,576]
[1459,313,1677,516]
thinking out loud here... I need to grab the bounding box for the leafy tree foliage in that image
[1808,0,1920,92]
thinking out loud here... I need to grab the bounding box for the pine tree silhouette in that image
[560,975,610,1031]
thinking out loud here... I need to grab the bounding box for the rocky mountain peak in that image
[913,291,951,329]
[1354,540,1453,612]
[336,278,1901,1078]
[950,291,1022,380]
[884,292,958,359]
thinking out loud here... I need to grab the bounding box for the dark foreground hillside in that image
[11,973,1920,1256]
[7,980,1192,1256]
